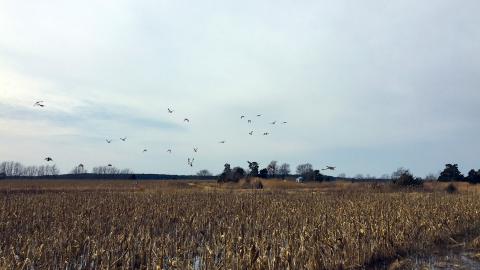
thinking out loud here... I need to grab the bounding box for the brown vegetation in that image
[1,180,480,269]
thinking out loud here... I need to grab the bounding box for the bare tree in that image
[296,163,313,176]
[197,169,212,177]
[267,160,278,178]
[71,165,88,174]
[278,163,291,179]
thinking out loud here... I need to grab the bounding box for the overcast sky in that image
[1,0,479,177]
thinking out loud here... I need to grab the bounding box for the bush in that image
[446,183,458,193]
[392,170,422,187]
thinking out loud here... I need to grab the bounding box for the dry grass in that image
[1,180,480,269]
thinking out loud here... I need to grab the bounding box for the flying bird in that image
[219,140,226,144]
[322,166,336,171]
[167,149,172,153]
[184,118,190,122]
[106,139,112,144]
[188,158,195,167]
[248,120,252,123]
[240,115,245,119]
[34,101,45,107]
[249,131,253,135]
[107,164,112,167]
[120,137,127,141]
[45,157,53,162]
[263,132,269,136]
[193,147,198,153]
[142,149,148,153]
[256,114,262,117]
[168,108,174,113]
[270,121,277,125]
[282,121,287,124]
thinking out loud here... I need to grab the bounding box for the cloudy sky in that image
[1,0,479,177]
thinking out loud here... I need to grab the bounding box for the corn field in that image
[1,181,480,269]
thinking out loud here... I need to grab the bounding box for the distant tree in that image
[391,167,409,180]
[296,163,313,178]
[259,168,268,179]
[438,164,465,182]
[466,169,480,184]
[197,169,212,177]
[231,167,246,182]
[354,174,364,180]
[278,163,291,179]
[392,169,422,186]
[247,161,259,177]
[218,163,232,183]
[92,166,121,175]
[71,165,88,174]
[267,161,278,178]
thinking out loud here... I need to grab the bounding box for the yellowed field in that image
[1,180,480,269]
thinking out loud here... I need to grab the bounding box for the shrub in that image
[446,183,458,193]
[392,170,422,187]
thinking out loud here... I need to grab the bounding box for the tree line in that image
[0,161,132,178]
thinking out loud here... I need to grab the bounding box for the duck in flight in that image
[106,139,112,144]
[256,114,262,117]
[193,147,198,153]
[45,157,53,162]
[322,166,336,171]
[107,164,112,167]
[282,121,287,124]
[249,131,253,135]
[263,132,269,136]
[219,140,226,144]
[184,118,190,122]
[142,149,148,153]
[167,149,172,153]
[270,121,277,125]
[241,115,245,119]
[248,120,252,123]
[34,101,45,107]
[168,108,174,113]
[120,137,127,141]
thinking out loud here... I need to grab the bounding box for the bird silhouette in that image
[167,149,172,153]
[34,101,45,107]
[142,149,148,153]
[219,140,226,144]
[282,121,287,124]
[256,114,262,117]
[184,118,190,122]
[249,131,253,135]
[107,164,112,167]
[270,121,277,125]
[248,120,252,123]
[106,139,112,143]
[188,158,195,167]
[168,108,174,113]
[193,147,198,153]
[263,132,269,136]
[241,115,245,119]
[45,157,53,162]
[120,137,127,141]
[322,166,336,171]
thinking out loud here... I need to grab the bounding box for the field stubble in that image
[1,180,480,269]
